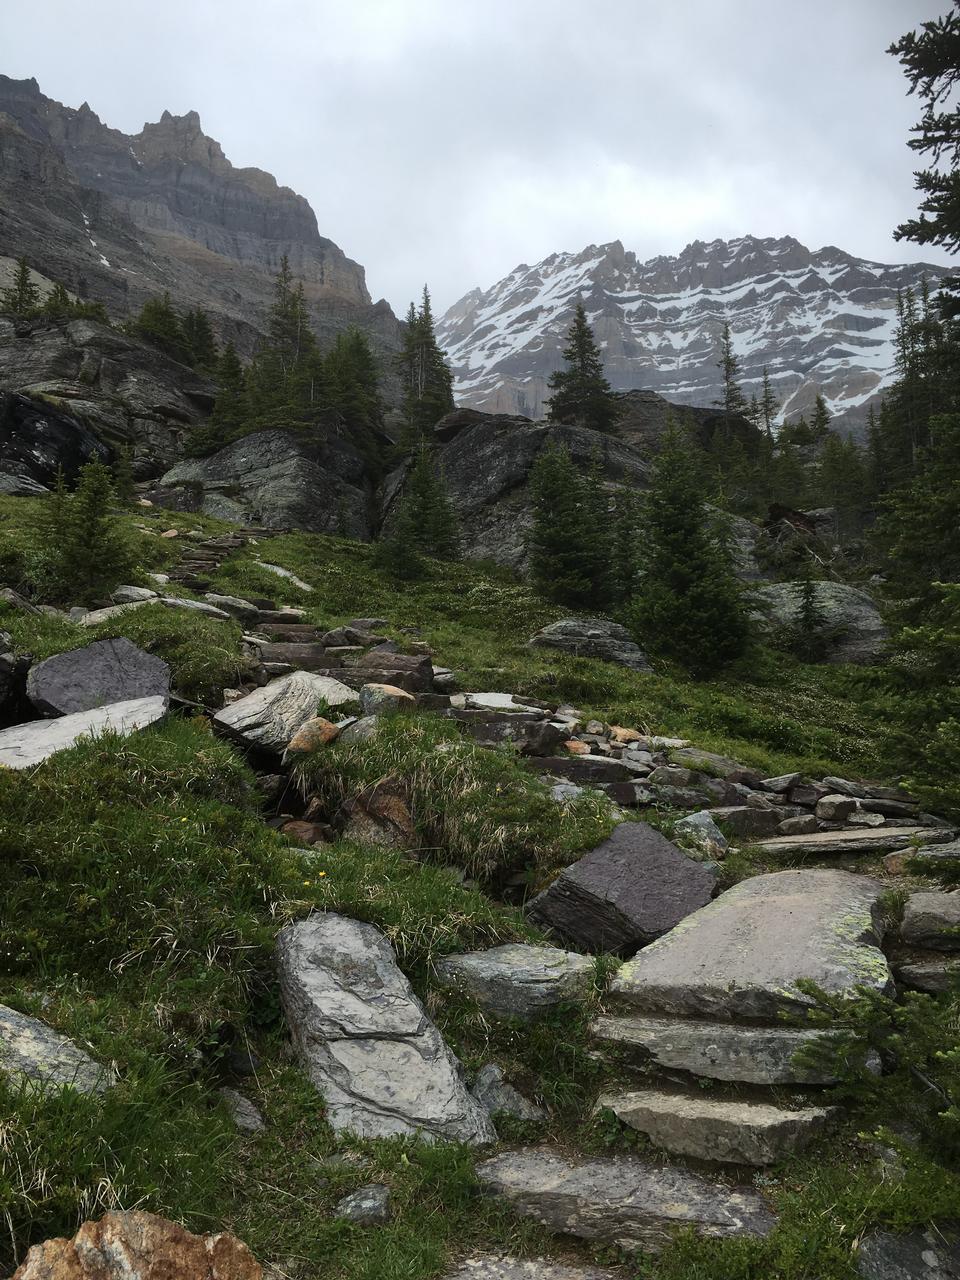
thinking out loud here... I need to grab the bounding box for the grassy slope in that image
[1,506,957,1279]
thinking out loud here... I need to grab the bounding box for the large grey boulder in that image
[610,869,891,1020]
[26,638,170,716]
[154,429,370,536]
[527,823,716,956]
[529,618,651,672]
[598,1087,833,1165]
[0,695,168,769]
[277,914,495,1145]
[0,1004,108,1094]
[901,892,960,951]
[435,944,596,1021]
[751,581,888,664]
[213,671,357,752]
[856,1224,960,1279]
[590,1014,842,1084]
[476,1149,776,1252]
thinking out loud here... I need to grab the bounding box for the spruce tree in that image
[403,442,459,559]
[182,308,218,371]
[610,487,641,603]
[133,293,191,364]
[0,257,40,315]
[546,302,618,432]
[111,444,137,506]
[397,286,455,441]
[527,441,613,609]
[810,393,832,441]
[714,322,748,425]
[625,424,749,676]
[788,572,831,662]
[759,367,779,436]
[374,497,425,581]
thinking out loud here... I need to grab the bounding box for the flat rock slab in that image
[856,1223,960,1279]
[610,869,890,1020]
[599,1087,833,1165]
[78,600,152,627]
[476,1149,776,1253]
[213,671,357,751]
[590,1014,841,1084]
[0,695,168,769]
[527,823,716,956]
[902,892,960,951]
[445,1260,623,1280]
[529,618,652,672]
[526,756,633,785]
[435,944,596,1021]
[894,959,960,994]
[0,1004,108,1094]
[26,638,170,716]
[277,914,495,1145]
[756,826,955,857]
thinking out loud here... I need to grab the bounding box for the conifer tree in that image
[714,322,748,424]
[181,308,218,371]
[787,571,831,662]
[403,442,459,559]
[0,257,40,315]
[374,497,425,581]
[527,441,604,608]
[111,444,137,506]
[133,293,191,364]
[810,393,832,441]
[546,302,618,432]
[610,486,642,603]
[625,424,749,675]
[397,286,455,441]
[759,367,779,436]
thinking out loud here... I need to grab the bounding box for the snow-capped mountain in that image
[437,236,946,432]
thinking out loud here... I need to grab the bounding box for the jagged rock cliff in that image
[0,76,401,358]
[438,236,946,435]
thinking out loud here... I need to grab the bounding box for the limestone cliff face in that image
[0,76,399,360]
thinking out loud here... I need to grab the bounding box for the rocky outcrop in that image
[0,318,215,478]
[11,1211,261,1280]
[438,235,946,435]
[0,388,109,493]
[26,638,170,716]
[529,618,651,671]
[151,429,371,534]
[751,581,889,664]
[0,695,168,769]
[277,914,496,1144]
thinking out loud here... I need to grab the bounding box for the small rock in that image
[111,585,158,604]
[849,810,886,828]
[205,593,260,624]
[286,717,341,753]
[856,1223,960,1279]
[529,617,651,671]
[673,811,729,858]
[334,1184,392,1226]
[220,1087,266,1133]
[822,776,869,799]
[435,944,596,1020]
[708,806,783,838]
[280,820,331,846]
[901,892,960,951]
[778,814,819,836]
[472,1064,546,1124]
[160,528,179,538]
[760,772,802,793]
[339,715,380,744]
[0,1003,109,1095]
[816,794,860,822]
[359,682,416,715]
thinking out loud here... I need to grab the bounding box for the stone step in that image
[755,825,956,857]
[590,1013,841,1084]
[476,1149,775,1253]
[253,643,339,672]
[597,1087,833,1165]
[257,624,327,641]
[610,868,891,1020]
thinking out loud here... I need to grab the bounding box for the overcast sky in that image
[3,0,953,314]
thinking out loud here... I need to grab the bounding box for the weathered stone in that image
[590,1014,841,1084]
[26,638,170,716]
[435,944,596,1021]
[255,642,332,671]
[758,826,955,857]
[476,1149,776,1253]
[894,959,960,994]
[707,805,783,837]
[0,695,168,769]
[789,782,830,807]
[285,717,341,753]
[11,1211,262,1280]
[610,869,890,1020]
[280,820,331,846]
[338,715,380,744]
[670,748,749,778]
[673,811,729,858]
[822,775,869,798]
[816,794,859,822]
[778,814,819,836]
[78,600,153,627]
[856,1223,960,1280]
[760,772,802,794]
[527,823,716,956]
[220,1087,266,1133]
[444,1259,622,1280]
[0,1004,108,1095]
[849,810,886,828]
[599,1088,833,1165]
[359,682,416,715]
[529,618,651,672]
[901,892,960,951]
[356,649,434,691]
[751,582,888,664]
[457,692,547,713]
[472,1064,546,1124]
[340,779,415,849]
[277,915,495,1144]
[256,560,313,590]
[860,798,918,819]
[334,1184,392,1225]
[525,756,633,785]
[446,709,565,755]
[213,672,357,751]
[883,840,960,875]
[205,593,260,624]
[159,596,231,620]
[111,585,158,604]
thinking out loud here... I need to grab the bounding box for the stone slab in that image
[435,944,596,1020]
[901,892,960,951]
[756,826,956,857]
[26,637,170,716]
[0,1004,108,1094]
[610,869,890,1020]
[213,671,357,752]
[0,696,168,769]
[445,1260,622,1280]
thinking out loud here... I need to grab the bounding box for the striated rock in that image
[529,618,651,672]
[444,1260,622,1280]
[599,1087,833,1165]
[706,805,781,838]
[11,1210,261,1280]
[527,823,716,955]
[0,695,168,769]
[476,1149,776,1253]
[111,585,158,604]
[610,869,890,1020]
[472,1064,546,1124]
[213,672,357,752]
[901,892,960,952]
[0,1003,108,1094]
[359,682,416,715]
[757,826,955,858]
[26,638,170,716]
[894,959,960,994]
[78,600,152,627]
[435,944,596,1021]
[334,1184,391,1226]
[590,1014,841,1084]
[277,914,495,1144]
[204,594,260,624]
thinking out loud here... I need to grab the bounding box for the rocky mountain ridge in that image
[0,76,400,357]
[438,235,947,434]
